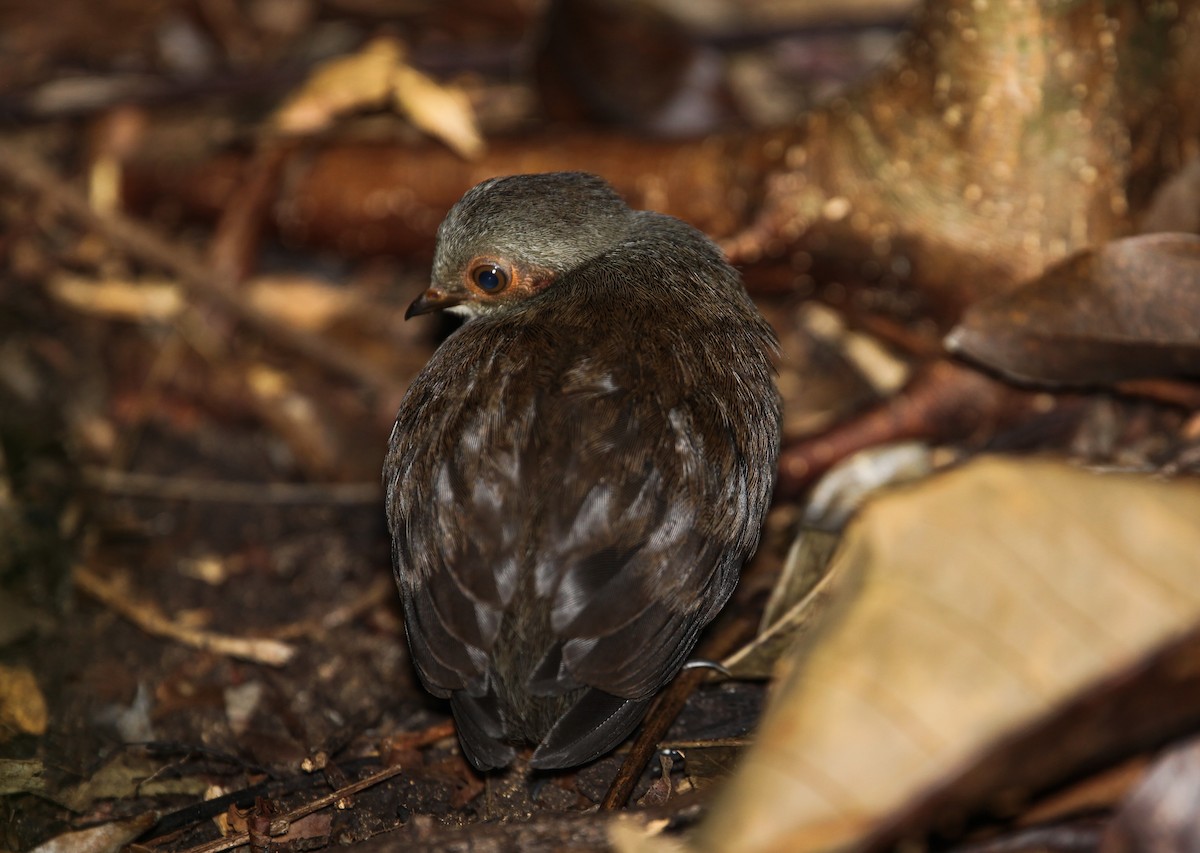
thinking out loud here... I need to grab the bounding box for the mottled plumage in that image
[384,172,780,770]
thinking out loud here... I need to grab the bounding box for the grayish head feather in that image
[431,172,636,287]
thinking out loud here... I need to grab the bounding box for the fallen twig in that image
[72,564,296,666]
[270,576,395,641]
[172,761,406,853]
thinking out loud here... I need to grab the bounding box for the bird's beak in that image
[405,287,463,320]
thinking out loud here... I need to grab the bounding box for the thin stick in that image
[175,762,406,853]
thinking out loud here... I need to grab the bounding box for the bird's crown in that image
[409,172,637,319]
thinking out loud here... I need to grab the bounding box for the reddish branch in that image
[775,359,1078,499]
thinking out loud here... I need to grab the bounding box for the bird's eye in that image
[470,263,510,293]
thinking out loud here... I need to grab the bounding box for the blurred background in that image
[2,0,1200,851]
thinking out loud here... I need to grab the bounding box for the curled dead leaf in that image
[0,758,46,797]
[273,37,402,135]
[272,35,484,159]
[947,234,1200,385]
[0,663,48,740]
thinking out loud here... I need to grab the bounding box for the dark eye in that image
[471,263,509,293]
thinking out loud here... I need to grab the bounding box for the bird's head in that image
[406,172,635,320]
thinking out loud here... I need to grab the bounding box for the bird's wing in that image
[525,332,771,770]
[526,349,762,700]
[387,315,776,706]
[385,322,538,700]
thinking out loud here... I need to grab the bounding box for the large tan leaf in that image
[696,457,1200,853]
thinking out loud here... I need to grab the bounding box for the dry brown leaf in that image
[0,663,48,740]
[1139,158,1200,235]
[697,457,1200,853]
[27,813,157,853]
[272,35,483,158]
[391,64,484,160]
[721,528,845,681]
[58,749,210,812]
[946,234,1200,385]
[0,758,46,797]
[667,738,753,791]
[272,36,401,134]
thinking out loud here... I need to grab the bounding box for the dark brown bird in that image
[384,172,780,770]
